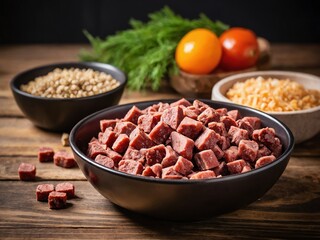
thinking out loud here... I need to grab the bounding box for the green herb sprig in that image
[80,6,228,91]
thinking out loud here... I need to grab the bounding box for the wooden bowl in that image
[170,38,271,98]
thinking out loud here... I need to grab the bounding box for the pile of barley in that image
[20,68,120,98]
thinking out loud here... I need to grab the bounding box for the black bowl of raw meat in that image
[10,62,126,132]
[69,99,294,221]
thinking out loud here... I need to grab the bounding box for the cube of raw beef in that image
[95,154,115,169]
[268,137,283,157]
[190,170,216,179]
[197,107,219,125]
[227,159,247,174]
[161,146,179,168]
[123,106,143,124]
[257,146,272,159]
[255,155,276,168]
[162,166,184,179]
[142,105,157,115]
[114,121,136,136]
[171,131,194,160]
[170,98,192,107]
[48,191,67,209]
[142,163,162,178]
[195,128,220,151]
[227,110,241,120]
[228,126,249,146]
[99,128,117,147]
[220,116,237,131]
[149,121,172,144]
[194,149,219,170]
[218,135,230,150]
[212,144,224,160]
[224,146,239,163]
[129,127,155,150]
[236,119,254,136]
[55,182,75,199]
[105,147,122,167]
[118,160,143,175]
[143,144,166,166]
[161,106,184,130]
[252,127,276,146]
[208,122,228,136]
[182,106,201,120]
[193,99,210,110]
[215,108,228,117]
[38,147,54,162]
[100,119,118,132]
[112,134,130,154]
[213,162,228,176]
[123,146,144,162]
[54,150,77,168]
[87,141,107,159]
[137,114,160,133]
[238,139,259,162]
[241,163,252,173]
[241,116,261,130]
[177,116,204,139]
[173,156,194,176]
[36,184,55,201]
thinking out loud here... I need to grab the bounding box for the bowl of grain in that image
[10,62,127,132]
[212,71,320,143]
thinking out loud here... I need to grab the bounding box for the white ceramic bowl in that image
[212,71,320,144]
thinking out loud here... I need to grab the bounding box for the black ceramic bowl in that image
[70,99,294,221]
[10,62,126,132]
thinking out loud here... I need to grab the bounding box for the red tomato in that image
[219,27,259,71]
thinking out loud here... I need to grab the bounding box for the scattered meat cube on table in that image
[55,182,75,199]
[38,147,54,162]
[54,150,77,168]
[36,184,55,201]
[48,191,67,209]
[18,163,36,181]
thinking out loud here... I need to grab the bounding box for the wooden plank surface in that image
[1,44,320,239]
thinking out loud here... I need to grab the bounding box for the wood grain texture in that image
[0,44,320,239]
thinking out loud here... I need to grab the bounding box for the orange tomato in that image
[219,27,259,71]
[175,28,222,74]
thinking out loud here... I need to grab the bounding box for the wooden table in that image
[1,44,320,239]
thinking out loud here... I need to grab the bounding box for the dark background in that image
[1,0,319,44]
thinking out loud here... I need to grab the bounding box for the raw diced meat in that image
[129,127,155,150]
[194,149,219,170]
[112,134,130,154]
[36,184,55,201]
[95,154,115,169]
[18,163,36,181]
[48,191,67,209]
[162,167,183,179]
[157,102,170,112]
[242,116,261,130]
[255,155,276,168]
[177,116,204,139]
[149,121,172,144]
[197,107,219,125]
[212,144,224,160]
[182,106,201,120]
[241,163,252,173]
[99,128,117,147]
[257,146,272,159]
[171,131,194,160]
[190,170,216,179]
[268,137,283,157]
[220,116,237,131]
[100,119,118,132]
[123,146,144,162]
[252,127,276,146]
[114,121,136,136]
[224,146,239,163]
[193,99,210,109]
[87,142,107,159]
[142,163,162,178]
[161,146,178,168]
[55,182,75,199]
[218,135,230,150]
[173,156,194,176]
[161,106,184,130]
[142,106,157,114]
[213,162,228,176]
[38,147,54,162]
[123,106,143,124]
[208,122,227,136]
[54,150,77,168]
[227,110,241,120]
[236,119,254,136]
[228,126,249,146]
[227,159,246,174]
[195,128,220,151]
[105,148,122,166]
[144,144,166,166]
[138,114,159,133]
[238,140,259,162]
[170,98,192,107]
[118,160,143,175]
[215,108,228,117]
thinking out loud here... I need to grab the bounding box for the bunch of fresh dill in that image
[80,6,228,91]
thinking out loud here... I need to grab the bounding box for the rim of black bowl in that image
[10,61,127,101]
[70,99,295,185]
